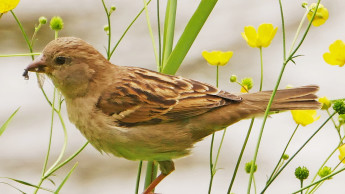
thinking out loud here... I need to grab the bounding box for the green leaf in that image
[54,162,78,193]
[1,177,53,192]
[0,108,20,137]
[162,0,218,75]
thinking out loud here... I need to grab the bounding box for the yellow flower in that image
[291,110,320,126]
[323,40,345,67]
[0,0,20,13]
[307,3,329,27]
[318,96,331,110]
[202,51,233,66]
[242,23,278,48]
[338,144,345,164]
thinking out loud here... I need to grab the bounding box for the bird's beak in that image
[23,54,47,79]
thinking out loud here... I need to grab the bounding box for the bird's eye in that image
[55,56,66,65]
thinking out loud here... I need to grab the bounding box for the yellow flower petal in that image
[291,110,320,126]
[338,144,345,164]
[242,23,277,48]
[307,4,329,27]
[323,40,345,67]
[0,0,20,13]
[242,26,258,48]
[258,23,278,47]
[202,50,233,66]
[318,96,331,110]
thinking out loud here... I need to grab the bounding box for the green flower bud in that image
[109,5,116,15]
[282,154,289,160]
[241,77,253,90]
[333,100,345,115]
[295,166,309,180]
[318,166,332,178]
[39,16,47,24]
[50,16,64,31]
[302,2,308,8]
[104,25,109,32]
[230,75,237,83]
[245,161,257,174]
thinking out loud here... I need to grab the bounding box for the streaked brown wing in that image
[96,67,242,126]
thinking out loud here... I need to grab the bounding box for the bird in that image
[24,37,321,194]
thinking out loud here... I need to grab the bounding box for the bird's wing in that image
[96,67,242,126]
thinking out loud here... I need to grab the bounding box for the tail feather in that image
[240,85,321,111]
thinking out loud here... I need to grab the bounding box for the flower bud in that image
[295,166,309,180]
[282,154,289,160]
[50,16,64,31]
[333,100,345,114]
[230,75,237,83]
[301,2,308,8]
[245,160,257,173]
[109,5,116,15]
[39,16,47,25]
[318,166,332,178]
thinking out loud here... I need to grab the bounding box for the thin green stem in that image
[253,175,257,194]
[300,180,304,194]
[259,47,263,91]
[135,161,143,194]
[208,65,220,194]
[43,89,56,174]
[143,0,160,68]
[287,0,321,60]
[10,11,33,60]
[227,118,255,194]
[267,124,300,183]
[278,0,286,61]
[109,0,152,59]
[43,142,89,179]
[101,0,111,60]
[213,129,227,172]
[288,8,308,56]
[248,62,288,194]
[261,112,336,193]
[0,53,41,57]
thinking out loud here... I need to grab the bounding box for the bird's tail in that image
[240,85,321,113]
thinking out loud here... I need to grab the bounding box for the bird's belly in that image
[66,98,195,161]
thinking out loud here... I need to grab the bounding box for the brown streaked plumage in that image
[24,37,321,194]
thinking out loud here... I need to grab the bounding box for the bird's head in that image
[24,37,110,98]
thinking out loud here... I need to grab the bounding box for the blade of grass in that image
[0,108,20,137]
[162,0,177,67]
[54,162,78,193]
[162,0,218,75]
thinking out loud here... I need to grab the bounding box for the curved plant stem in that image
[101,0,112,60]
[227,118,255,194]
[108,0,152,59]
[261,112,336,193]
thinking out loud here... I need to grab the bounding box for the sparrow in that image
[24,37,321,194]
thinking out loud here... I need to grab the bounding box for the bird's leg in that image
[143,160,175,194]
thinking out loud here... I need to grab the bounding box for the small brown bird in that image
[24,37,320,193]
